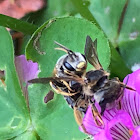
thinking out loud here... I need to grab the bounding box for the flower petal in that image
[15,55,39,104]
[131,126,140,140]
[123,69,140,94]
[81,106,103,135]
[15,55,39,83]
[121,90,140,126]
[122,69,140,126]
[0,0,45,19]
[103,109,131,139]
[82,104,134,140]
[95,111,134,140]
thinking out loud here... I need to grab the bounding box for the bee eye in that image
[64,61,75,71]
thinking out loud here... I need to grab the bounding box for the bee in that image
[28,37,104,133]
[83,36,134,115]
[28,36,134,134]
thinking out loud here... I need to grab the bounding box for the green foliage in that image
[0,14,38,35]
[88,0,127,43]
[0,27,30,139]
[71,0,96,23]
[118,0,140,68]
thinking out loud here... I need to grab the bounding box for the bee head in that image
[63,52,87,76]
[54,41,87,77]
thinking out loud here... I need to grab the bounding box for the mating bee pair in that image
[29,36,134,134]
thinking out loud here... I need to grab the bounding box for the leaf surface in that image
[0,27,30,139]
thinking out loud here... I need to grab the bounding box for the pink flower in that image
[0,0,45,19]
[82,69,140,140]
[15,55,39,105]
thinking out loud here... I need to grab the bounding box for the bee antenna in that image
[120,75,136,91]
[54,41,77,60]
[54,41,70,53]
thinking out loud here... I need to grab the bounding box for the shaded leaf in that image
[88,0,127,44]
[14,130,37,140]
[0,14,38,35]
[71,0,97,24]
[118,0,140,69]
[109,44,131,80]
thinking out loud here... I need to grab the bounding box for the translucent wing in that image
[84,36,102,70]
[28,77,84,84]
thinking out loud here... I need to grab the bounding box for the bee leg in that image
[50,81,79,96]
[116,75,131,110]
[73,106,89,134]
[120,75,136,91]
[90,100,104,126]
[61,80,75,92]
[115,94,123,110]
[118,100,122,109]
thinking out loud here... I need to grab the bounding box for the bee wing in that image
[28,77,84,84]
[28,77,55,84]
[84,36,102,70]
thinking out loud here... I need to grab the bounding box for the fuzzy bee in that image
[28,36,134,133]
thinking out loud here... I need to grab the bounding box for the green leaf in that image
[71,0,97,24]
[109,45,131,81]
[0,14,38,35]
[119,39,140,69]
[0,27,30,139]
[45,0,76,19]
[118,0,140,69]
[88,0,127,44]
[14,131,37,140]
[26,17,110,139]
